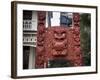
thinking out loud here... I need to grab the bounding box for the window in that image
[60,12,72,27]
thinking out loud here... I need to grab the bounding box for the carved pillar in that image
[35,11,46,68]
[67,13,83,66]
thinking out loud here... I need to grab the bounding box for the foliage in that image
[80,13,91,66]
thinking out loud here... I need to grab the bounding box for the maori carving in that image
[52,27,68,56]
[73,13,80,27]
[68,13,83,66]
[36,12,83,68]
[44,27,68,67]
[35,11,46,68]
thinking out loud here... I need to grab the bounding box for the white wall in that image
[51,12,60,26]
[29,47,36,69]
[0,0,100,80]
[32,11,37,31]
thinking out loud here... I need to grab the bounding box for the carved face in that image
[53,28,66,40]
[52,28,67,56]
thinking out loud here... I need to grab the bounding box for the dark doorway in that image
[23,46,30,69]
[48,58,71,68]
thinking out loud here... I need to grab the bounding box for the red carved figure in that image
[52,27,68,56]
[35,12,83,68]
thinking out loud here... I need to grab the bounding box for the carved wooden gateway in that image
[35,12,83,68]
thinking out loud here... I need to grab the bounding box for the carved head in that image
[53,27,66,40]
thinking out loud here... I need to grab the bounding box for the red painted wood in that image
[35,12,83,68]
[35,11,46,68]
